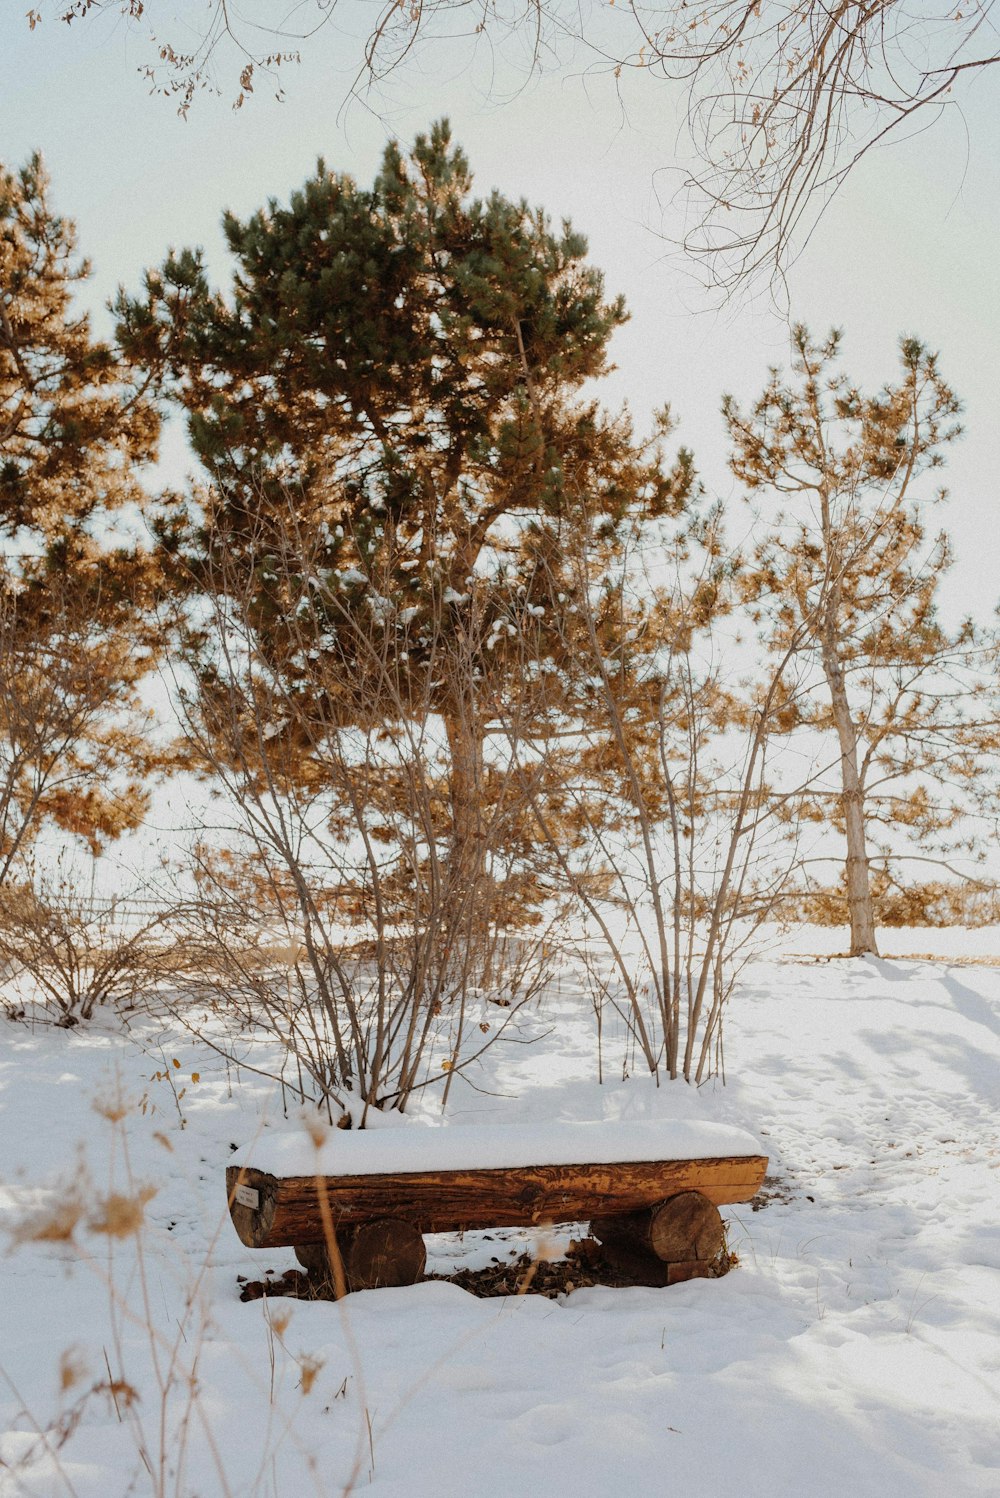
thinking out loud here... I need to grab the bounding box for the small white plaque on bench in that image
[235,1185,260,1210]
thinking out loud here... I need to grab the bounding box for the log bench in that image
[226,1119,767,1294]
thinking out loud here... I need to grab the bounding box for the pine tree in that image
[726,326,997,956]
[0,153,163,880]
[117,121,693,895]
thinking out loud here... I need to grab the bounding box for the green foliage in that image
[118,124,697,861]
[117,122,692,655]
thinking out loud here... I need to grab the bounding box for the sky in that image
[3,3,1000,624]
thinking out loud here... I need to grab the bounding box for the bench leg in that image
[590,1191,727,1285]
[296,1219,426,1294]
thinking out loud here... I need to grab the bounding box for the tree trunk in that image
[818,603,879,957]
[444,709,487,892]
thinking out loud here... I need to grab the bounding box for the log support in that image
[295,1219,426,1293]
[591,1191,727,1283]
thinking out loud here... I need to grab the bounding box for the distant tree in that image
[35,1,1000,290]
[0,153,163,881]
[117,121,693,896]
[727,326,999,956]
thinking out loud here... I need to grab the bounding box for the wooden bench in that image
[226,1120,767,1293]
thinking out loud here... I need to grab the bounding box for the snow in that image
[235,1117,765,1177]
[2,926,1000,1496]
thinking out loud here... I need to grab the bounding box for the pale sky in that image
[4,5,1000,623]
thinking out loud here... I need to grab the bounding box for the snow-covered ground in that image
[2,926,999,1496]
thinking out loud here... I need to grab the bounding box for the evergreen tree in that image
[0,153,162,880]
[117,122,693,893]
[726,327,998,956]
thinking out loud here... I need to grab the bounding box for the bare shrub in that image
[514,502,805,1083]
[167,844,559,1120]
[0,857,176,1026]
[166,506,559,1118]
